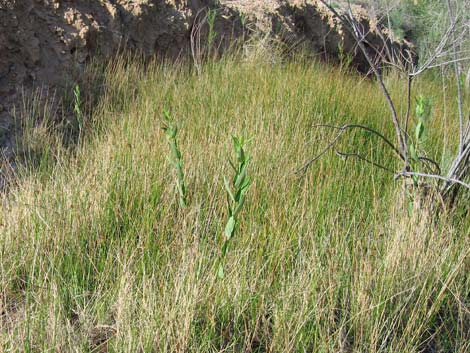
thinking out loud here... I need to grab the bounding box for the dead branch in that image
[296,123,404,174]
[335,150,395,173]
[395,171,470,190]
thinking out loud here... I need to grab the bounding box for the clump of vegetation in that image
[303,1,470,211]
[1,50,468,352]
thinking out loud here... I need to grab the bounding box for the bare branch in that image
[418,156,442,175]
[424,56,470,70]
[395,171,470,190]
[296,123,404,174]
[446,143,470,181]
[410,22,456,77]
[296,127,347,174]
[335,150,395,173]
[404,75,412,142]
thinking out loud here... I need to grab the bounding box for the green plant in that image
[73,84,83,137]
[338,42,353,72]
[302,1,470,209]
[3,54,469,352]
[207,8,218,51]
[406,95,433,211]
[409,95,432,164]
[162,110,187,208]
[240,13,247,30]
[218,136,251,278]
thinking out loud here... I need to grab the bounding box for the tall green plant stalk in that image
[73,84,83,138]
[162,110,187,208]
[218,136,251,278]
[207,8,218,53]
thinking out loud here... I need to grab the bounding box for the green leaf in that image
[234,166,247,189]
[228,158,237,172]
[224,176,236,203]
[409,144,419,162]
[415,95,432,121]
[217,263,224,279]
[415,120,425,142]
[233,195,245,217]
[233,136,244,161]
[224,216,236,239]
[232,136,240,149]
[221,239,229,256]
[240,176,251,192]
[163,109,172,121]
[416,101,424,118]
[407,199,413,216]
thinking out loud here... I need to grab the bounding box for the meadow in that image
[0,52,468,352]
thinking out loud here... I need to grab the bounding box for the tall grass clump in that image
[0,53,468,352]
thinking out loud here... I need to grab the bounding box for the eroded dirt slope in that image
[0,0,409,148]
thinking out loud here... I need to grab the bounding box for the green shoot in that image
[410,95,432,166]
[338,42,353,72]
[218,136,251,278]
[207,8,218,51]
[73,84,83,137]
[162,110,187,209]
[408,94,433,211]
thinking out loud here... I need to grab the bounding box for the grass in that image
[0,53,469,352]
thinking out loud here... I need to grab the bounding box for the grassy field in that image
[0,53,469,352]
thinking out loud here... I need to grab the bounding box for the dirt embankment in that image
[0,0,410,148]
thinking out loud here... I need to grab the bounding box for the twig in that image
[296,123,403,174]
[404,75,413,142]
[395,171,470,189]
[410,22,456,77]
[317,123,404,157]
[296,127,347,174]
[335,150,395,173]
[424,56,470,70]
[418,156,442,175]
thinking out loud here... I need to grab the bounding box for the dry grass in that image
[0,54,468,352]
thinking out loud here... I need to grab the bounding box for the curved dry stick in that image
[296,127,347,174]
[315,123,404,157]
[335,150,395,173]
[404,75,413,141]
[296,123,404,174]
[418,156,442,175]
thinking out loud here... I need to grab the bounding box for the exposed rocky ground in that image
[0,0,410,149]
